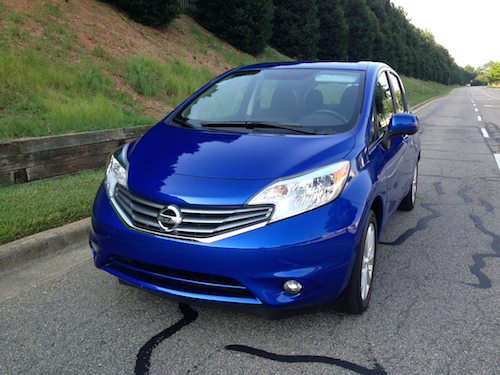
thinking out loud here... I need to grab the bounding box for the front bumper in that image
[90,183,365,315]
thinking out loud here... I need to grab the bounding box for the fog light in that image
[283,280,303,295]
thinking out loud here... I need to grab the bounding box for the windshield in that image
[177,68,365,134]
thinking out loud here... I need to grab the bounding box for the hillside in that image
[0,0,288,141]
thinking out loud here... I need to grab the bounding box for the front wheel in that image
[344,210,378,314]
[399,162,418,211]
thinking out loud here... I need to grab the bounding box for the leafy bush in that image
[270,0,320,60]
[316,0,348,61]
[101,0,182,27]
[487,62,500,84]
[196,0,274,56]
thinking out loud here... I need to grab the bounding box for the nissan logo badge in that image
[157,205,183,232]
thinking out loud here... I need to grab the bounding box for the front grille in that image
[107,256,258,301]
[113,184,273,242]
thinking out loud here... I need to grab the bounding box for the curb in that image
[0,217,91,271]
[412,96,439,113]
[412,88,455,113]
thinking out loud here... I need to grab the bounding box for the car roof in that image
[234,61,387,72]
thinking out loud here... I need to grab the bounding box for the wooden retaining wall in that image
[0,125,153,185]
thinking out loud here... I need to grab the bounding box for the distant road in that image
[1,86,500,375]
[468,86,500,158]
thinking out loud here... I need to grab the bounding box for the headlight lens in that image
[105,143,130,198]
[248,161,350,222]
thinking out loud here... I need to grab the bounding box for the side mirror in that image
[382,113,419,150]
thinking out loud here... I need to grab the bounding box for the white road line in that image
[481,129,489,138]
[485,105,500,108]
[495,154,500,171]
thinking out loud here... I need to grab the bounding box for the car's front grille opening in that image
[107,256,257,300]
[113,184,273,241]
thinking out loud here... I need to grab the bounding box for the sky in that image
[390,0,500,69]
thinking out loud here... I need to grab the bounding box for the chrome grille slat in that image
[181,214,229,225]
[181,206,266,215]
[116,194,134,218]
[114,185,273,242]
[175,224,219,235]
[129,201,160,218]
[181,208,270,225]
[120,188,164,210]
[131,212,160,229]
[217,216,268,231]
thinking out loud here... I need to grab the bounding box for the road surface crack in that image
[468,215,500,289]
[225,344,387,375]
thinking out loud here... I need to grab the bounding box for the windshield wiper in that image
[200,121,317,135]
[170,117,196,129]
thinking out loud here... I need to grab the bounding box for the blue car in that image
[90,61,420,318]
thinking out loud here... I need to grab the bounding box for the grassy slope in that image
[0,0,455,244]
[403,76,457,108]
[0,0,290,141]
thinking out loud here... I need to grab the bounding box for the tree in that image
[316,0,349,60]
[342,0,378,61]
[480,61,497,75]
[487,62,500,84]
[196,0,274,56]
[271,0,320,60]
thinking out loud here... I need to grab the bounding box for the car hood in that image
[129,123,355,180]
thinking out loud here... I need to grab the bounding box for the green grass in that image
[0,49,157,140]
[0,169,104,245]
[124,54,216,107]
[402,76,457,107]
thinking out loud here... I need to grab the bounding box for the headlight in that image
[105,143,130,198]
[248,161,350,222]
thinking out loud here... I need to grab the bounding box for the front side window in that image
[374,72,394,135]
[388,73,405,113]
[176,68,365,134]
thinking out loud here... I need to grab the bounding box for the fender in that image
[341,168,389,231]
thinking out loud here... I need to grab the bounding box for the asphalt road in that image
[1,87,500,375]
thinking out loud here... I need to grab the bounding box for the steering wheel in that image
[311,109,348,124]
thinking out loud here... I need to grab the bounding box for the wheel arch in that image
[370,195,383,237]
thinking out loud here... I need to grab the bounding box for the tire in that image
[399,162,418,211]
[345,210,378,314]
